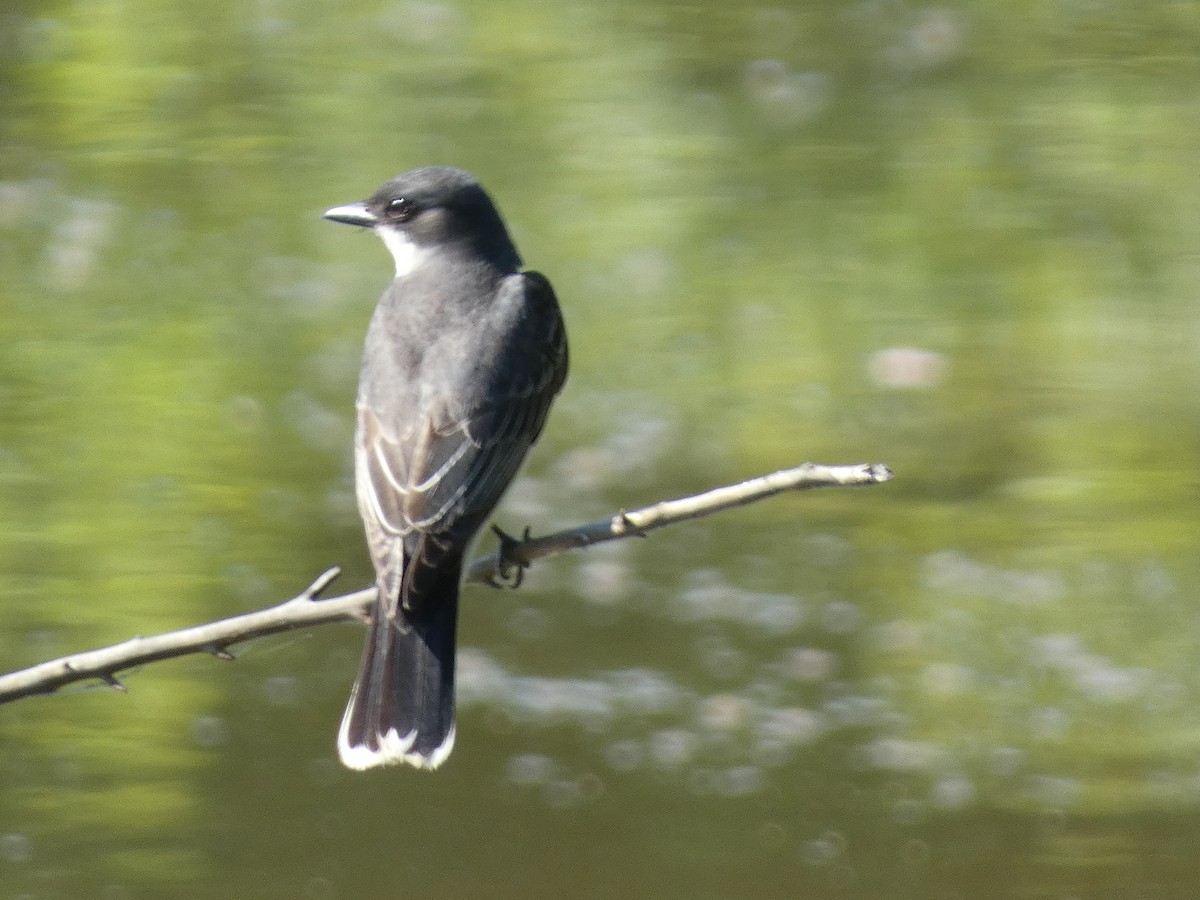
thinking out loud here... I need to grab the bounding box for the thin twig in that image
[0,461,891,704]
[0,569,371,704]
[463,461,892,582]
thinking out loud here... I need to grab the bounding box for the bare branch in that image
[0,569,371,704]
[0,462,891,704]
[463,461,892,583]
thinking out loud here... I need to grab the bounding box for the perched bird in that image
[323,167,568,770]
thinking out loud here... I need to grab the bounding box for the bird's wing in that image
[356,271,568,614]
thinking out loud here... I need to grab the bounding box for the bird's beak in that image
[323,202,378,228]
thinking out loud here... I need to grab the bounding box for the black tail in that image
[337,578,459,770]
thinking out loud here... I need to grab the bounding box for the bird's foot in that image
[488,524,531,589]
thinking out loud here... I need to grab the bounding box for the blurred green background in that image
[3,0,1200,897]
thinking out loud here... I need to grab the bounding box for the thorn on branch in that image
[100,673,126,692]
[207,645,236,661]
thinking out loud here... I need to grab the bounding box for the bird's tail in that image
[337,565,460,771]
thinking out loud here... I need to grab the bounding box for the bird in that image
[323,166,568,770]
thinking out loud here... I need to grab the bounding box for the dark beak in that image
[323,202,378,228]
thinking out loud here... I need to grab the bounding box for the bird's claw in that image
[489,523,531,589]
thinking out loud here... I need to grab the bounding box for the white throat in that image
[377,227,430,278]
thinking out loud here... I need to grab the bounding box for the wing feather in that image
[355,270,567,612]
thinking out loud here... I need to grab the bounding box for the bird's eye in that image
[385,197,416,222]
